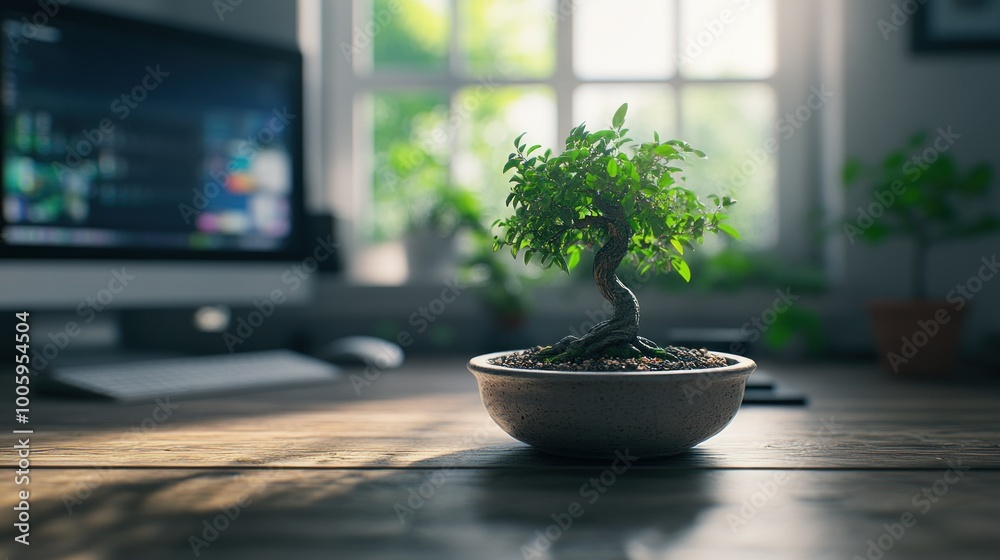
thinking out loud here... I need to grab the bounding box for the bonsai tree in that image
[842,132,998,300]
[494,103,738,362]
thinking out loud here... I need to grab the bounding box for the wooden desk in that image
[3,359,999,559]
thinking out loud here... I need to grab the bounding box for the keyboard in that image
[49,350,340,401]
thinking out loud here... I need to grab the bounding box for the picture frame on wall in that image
[913,0,1000,52]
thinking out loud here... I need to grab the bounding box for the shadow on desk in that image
[6,448,720,560]
[416,449,717,557]
[7,440,1000,559]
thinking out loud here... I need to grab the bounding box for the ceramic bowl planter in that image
[468,350,756,459]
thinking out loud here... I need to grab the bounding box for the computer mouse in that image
[314,336,405,369]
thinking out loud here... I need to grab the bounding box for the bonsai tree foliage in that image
[842,132,998,300]
[494,104,738,361]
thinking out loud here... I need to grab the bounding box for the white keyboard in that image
[50,350,340,401]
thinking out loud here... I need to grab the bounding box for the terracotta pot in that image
[868,300,965,376]
[468,350,756,458]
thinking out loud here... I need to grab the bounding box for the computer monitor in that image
[0,0,327,311]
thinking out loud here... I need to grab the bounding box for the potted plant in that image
[467,104,755,458]
[400,186,485,281]
[842,132,997,376]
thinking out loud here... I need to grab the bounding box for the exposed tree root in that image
[536,330,679,363]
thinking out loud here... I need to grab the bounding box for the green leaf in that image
[691,149,707,158]
[670,238,684,255]
[555,255,569,273]
[566,249,581,270]
[607,158,619,177]
[718,223,741,239]
[503,159,518,173]
[612,103,628,129]
[649,216,666,237]
[654,144,678,157]
[514,132,527,150]
[672,257,692,282]
[526,144,542,156]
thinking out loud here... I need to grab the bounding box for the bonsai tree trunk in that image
[538,205,673,361]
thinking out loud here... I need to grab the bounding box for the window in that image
[321,0,801,283]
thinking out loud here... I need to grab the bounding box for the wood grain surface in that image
[2,358,998,559]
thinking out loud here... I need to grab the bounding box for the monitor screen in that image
[1,1,306,260]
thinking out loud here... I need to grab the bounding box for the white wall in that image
[837,0,1000,351]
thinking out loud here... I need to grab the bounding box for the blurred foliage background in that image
[358,0,824,347]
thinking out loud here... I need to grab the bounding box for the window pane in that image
[681,84,777,249]
[452,86,556,219]
[369,91,450,241]
[367,0,449,73]
[679,0,776,79]
[458,0,555,78]
[574,85,676,144]
[574,0,675,79]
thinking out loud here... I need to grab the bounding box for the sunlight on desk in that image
[3,361,999,559]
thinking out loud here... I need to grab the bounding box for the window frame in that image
[314,0,825,281]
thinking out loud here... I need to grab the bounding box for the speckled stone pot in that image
[468,350,756,459]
